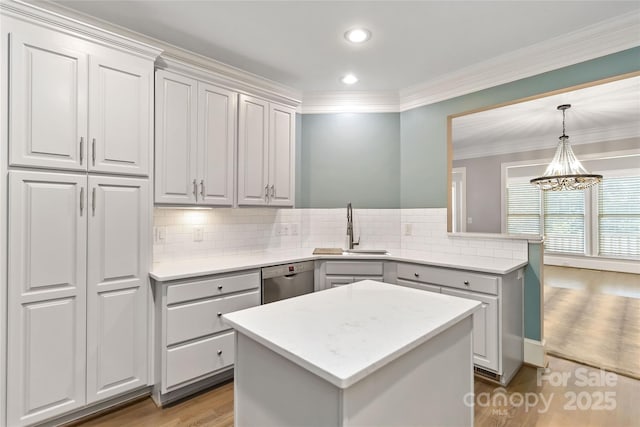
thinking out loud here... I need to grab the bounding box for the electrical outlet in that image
[403,223,413,236]
[291,223,299,236]
[193,226,204,242]
[467,217,473,224]
[154,226,166,243]
[276,223,291,236]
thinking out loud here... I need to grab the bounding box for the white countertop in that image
[223,280,480,388]
[150,248,527,281]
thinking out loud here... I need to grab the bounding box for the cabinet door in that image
[9,30,88,171]
[155,70,198,204]
[89,51,151,176]
[237,94,269,205]
[325,276,355,288]
[197,82,236,205]
[7,171,87,426]
[441,288,499,371]
[86,176,149,403]
[268,104,295,206]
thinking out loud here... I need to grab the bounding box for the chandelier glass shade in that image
[530,104,602,191]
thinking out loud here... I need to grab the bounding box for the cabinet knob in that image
[464,280,470,286]
[414,273,420,278]
[218,285,223,290]
[217,350,223,356]
[217,312,222,317]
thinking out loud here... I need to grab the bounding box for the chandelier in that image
[530,104,602,191]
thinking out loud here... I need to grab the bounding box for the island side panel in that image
[234,332,341,427]
[341,316,474,427]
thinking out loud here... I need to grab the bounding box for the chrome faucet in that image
[346,202,360,250]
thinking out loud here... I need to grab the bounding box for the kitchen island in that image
[223,280,481,426]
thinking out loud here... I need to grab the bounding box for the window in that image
[544,190,585,254]
[506,181,541,235]
[598,176,640,258]
[504,154,640,260]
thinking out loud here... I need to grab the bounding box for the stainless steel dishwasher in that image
[261,261,315,304]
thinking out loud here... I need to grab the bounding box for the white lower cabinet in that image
[316,261,384,290]
[7,170,150,426]
[86,176,150,403]
[395,262,523,385]
[441,288,499,371]
[153,270,261,405]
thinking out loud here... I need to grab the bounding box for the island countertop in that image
[223,280,480,388]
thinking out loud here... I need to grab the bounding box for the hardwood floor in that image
[544,265,640,299]
[73,356,639,427]
[543,265,640,379]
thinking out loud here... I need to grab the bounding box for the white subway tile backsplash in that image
[153,207,527,263]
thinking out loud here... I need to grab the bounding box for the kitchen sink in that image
[342,249,389,255]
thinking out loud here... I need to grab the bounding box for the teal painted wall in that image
[525,242,543,341]
[298,113,401,208]
[400,46,640,208]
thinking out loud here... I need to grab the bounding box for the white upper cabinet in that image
[154,71,198,204]
[198,82,236,205]
[89,52,151,175]
[268,103,295,206]
[9,30,88,171]
[155,70,236,206]
[7,170,88,426]
[238,94,295,207]
[86,176,149,403]
[237,94,270,206]
[8,24,152,176]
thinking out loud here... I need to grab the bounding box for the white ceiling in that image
[453,75,640,159]
[49,0,640,93]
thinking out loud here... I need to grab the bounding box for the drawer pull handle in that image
[217,312,222,317]
[464,281,470,286]
[218,285,223,290]
[217,350,223,356]
[414,273,420,278]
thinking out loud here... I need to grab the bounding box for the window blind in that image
[544,190,585,254]
[506,182,541,234]
[598,176,640,258]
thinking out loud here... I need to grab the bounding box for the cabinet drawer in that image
[396,278,441,294]
[165,331,235,389]
[167,271,260,304]
[325,261,383,276]
[166,290,259,345]
[397,263,498,295]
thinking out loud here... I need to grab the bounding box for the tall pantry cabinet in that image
[1,3,161,426]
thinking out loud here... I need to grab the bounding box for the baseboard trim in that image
[545,255,640,274]
[152,369,234,407]
[524,338,546,367]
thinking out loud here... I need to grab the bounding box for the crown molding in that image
[399,10,640,112]
[301,91,400,114]
[157,55,301,107]
[1,0,162,59]
[12,0,301,106]
[454,124,640,160]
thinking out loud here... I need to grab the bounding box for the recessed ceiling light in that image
[341,74,358,85]
[344,28,371,43]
